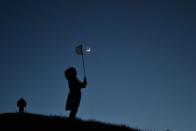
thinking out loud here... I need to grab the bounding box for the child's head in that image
[64,67,77,80]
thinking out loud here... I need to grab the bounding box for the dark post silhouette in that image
[64,67,87,119]
[17,98,26,113]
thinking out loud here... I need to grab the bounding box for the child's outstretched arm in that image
[81,77,87,88]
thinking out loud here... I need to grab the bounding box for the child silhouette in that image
[64,67,87,119]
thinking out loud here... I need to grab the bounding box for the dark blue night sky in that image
[0,0,196,131]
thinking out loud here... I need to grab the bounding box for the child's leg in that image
[69,108,78,119]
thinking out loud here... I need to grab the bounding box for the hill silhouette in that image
[0,112,140,131]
